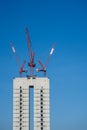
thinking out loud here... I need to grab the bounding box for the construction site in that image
[0,1,87,130]
[11,27,55,130]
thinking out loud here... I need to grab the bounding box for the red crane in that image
[10,42,27,77]
[25,27,35,76]
[36,43,56,76]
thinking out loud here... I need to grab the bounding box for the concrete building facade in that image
[13,77,50,130]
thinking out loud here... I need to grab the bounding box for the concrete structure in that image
[13,77,50,130]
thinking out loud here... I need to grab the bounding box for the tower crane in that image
[25,27,35,76]
[10,42,27,77]
[36,43,56,77]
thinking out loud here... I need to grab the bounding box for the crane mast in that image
[10,28,55,77]
[36,43,56,76]
[26,27,35,76]
[10,42,27,77]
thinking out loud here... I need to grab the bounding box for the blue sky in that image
[0,0,87,130]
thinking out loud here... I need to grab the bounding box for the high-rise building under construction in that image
[12,27,55,130]
[13,77,50,130]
